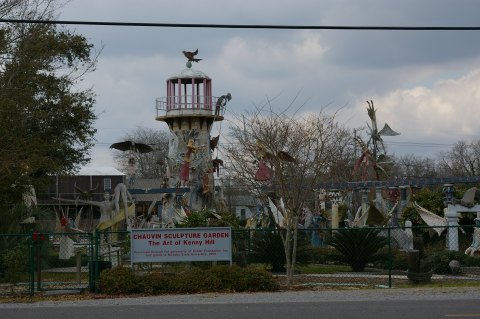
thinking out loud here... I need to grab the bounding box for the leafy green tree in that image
[0,0,98,207]
[329,228,388,272]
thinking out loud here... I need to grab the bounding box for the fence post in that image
[87,232,94,292]
[94,229,100,293]
[247,229,251,265]
[388,226,392,288]
[35,236,42,291]
[28,237,35,296]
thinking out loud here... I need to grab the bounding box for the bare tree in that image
[112,127,170,179]
[225,103,353,284]
[391,154,438,178]
[437,140,480,176]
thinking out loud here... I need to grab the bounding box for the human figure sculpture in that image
[465,218,480,256]
[113,183,133,220]
[77,192,116,225]
[215,93,231,116]
[179,139,197,186]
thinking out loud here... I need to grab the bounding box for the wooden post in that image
[76,250,82,284]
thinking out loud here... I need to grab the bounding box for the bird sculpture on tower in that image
[182,49,202,62]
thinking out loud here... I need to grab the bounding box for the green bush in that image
[99,267,142,294]
[329,228,388,272]
[1,245,29,285]
[99,265,279,295]
[249,231,286,272]
[201,265,279,292]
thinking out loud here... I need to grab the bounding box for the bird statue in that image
[182,49,202,62]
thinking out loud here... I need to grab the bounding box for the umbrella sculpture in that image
[110,140,153,153]
[110,141,154,187]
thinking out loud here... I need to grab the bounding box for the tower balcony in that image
[155,95,225,121]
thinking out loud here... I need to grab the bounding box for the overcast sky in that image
[58,0,480,170]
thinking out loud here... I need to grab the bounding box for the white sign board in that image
[130,227,232,263]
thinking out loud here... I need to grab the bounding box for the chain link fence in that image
[0,232,94,296]
[1,225,479,296]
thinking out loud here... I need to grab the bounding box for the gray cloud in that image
[58,0,480,166]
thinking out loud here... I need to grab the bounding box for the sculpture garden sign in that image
[130,227,232,264]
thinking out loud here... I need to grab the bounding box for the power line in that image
[1,19,480,31]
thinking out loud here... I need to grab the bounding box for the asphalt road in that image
[1,287,480,319]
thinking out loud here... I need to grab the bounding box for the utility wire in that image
[1,19,480,30]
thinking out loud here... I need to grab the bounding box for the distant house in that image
[34,166,126,231]
[37,166,126,205]
[230,194,257,220]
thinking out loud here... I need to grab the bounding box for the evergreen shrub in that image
[99,265,279,295]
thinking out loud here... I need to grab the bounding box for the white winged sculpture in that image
[268,197,285,227]
[412,202,447,236]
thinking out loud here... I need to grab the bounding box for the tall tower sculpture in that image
[155,50,230,214]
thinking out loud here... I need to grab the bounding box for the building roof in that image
[232,194,258,207]
[168,68,210,80]
[77,166,125,176]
